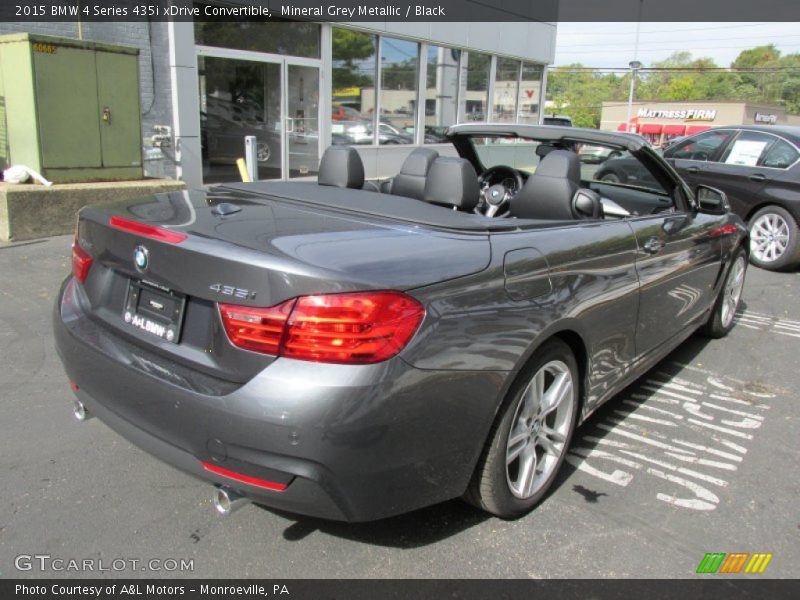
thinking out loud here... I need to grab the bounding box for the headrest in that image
[423,157,480,211]
[534,149,581,181]
[399,147,439,176]
[536,144,558,159]
[390,147,440,200]
[318,146,365,189]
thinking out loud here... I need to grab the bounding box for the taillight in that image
[109,216,188,244]
[219,291,424,364]
[284,292,424,364]
[219,299,296,355]
[71,237,93,283]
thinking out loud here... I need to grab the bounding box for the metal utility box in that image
[0,33,143,183]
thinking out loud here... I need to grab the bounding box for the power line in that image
[559,33,800,49]
[556,22,776,37]
[549,66,800,72]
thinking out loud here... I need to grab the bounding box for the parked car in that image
[200,110,280,170]
[661,126,800,270]
[580,134,648,164]
[542,114,573,127]
[594,154,661,188]
[55,124,746,522]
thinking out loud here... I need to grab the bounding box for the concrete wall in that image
[0,179,184,242]
[355,22,557,64]
[0,21,177,179]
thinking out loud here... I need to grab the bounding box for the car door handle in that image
[748,173,766,182]
[643,237,665,254]
[686,166,700,173]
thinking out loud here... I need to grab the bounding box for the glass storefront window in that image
[379,37,419,145]
[194,6,320,58]
[493,58,520,123]
[331,28,377,146]
[518,62,543,124]
[198,55,282,183]
[424,45,460,144]
[462,51,490,122]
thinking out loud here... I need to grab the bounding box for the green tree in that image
[332,28,376,89]
[547,64,627,128]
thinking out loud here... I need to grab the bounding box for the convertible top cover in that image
[220,181,569,233]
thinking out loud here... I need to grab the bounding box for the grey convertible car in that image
[54,125,747,522]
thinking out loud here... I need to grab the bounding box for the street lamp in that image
[625,60,642,133]
[625,2,643,133]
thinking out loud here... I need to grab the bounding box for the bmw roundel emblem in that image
[133,245,149,271]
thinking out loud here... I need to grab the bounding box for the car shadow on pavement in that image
[258,499,489,548]
[257,327,725,547]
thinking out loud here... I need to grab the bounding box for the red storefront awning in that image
[663,124,686,135]
[617,123,638,132]
[686,125,711,135]
[639,123,663,134]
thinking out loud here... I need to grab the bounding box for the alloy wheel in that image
[750,213,790,264]
[256,142,271,163]
[720,255,746,328]
[505,360,575,499]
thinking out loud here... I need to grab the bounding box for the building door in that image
[198,52,321,183]
[285,64,320,178]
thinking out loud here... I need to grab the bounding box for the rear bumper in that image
[54,277,506,521]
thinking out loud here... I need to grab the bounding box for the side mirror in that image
[572,189,603,220]
[696,185,729,214]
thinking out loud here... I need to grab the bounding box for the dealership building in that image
[0,7,555,187]
[601,100,800,146]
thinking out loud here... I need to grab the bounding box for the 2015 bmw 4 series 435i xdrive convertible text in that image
[54,125,748,521]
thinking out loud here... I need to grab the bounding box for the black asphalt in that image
[0,236,797,578]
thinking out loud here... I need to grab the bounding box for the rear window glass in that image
[760,139,799,169]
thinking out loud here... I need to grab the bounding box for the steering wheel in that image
[477,166,524,217]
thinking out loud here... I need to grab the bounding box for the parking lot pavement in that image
[1,235,798,579]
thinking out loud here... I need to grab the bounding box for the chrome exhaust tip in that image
[213,486,249,516]
[73,399,93,422]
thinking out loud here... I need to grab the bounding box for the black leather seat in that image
[317,146,370,190]
[510,150,582,220]
[422,157,480,212]
[386,147,440,200]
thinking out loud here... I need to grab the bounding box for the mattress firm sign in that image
[637,108,717,121]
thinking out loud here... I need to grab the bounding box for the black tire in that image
[747,205,800,271]
[701,246,748,339]
[597,170,624,184]
[465,339,579,518]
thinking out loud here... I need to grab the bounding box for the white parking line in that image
[568,364,774,512]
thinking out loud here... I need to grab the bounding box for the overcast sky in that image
[554,22,800,68]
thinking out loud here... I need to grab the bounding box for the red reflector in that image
[710,224,738,237]
[201,461,288,492]
[219,292,425,364]
[219,299,296,355]
[71,237,93,283]
[69,380,80,392]
[109,216,188,244]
